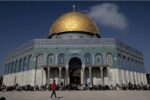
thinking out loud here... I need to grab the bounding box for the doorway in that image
[69,57,82,85]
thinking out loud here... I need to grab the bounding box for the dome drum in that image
[48,31,100,39]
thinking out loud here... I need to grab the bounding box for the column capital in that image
[100,67,104,86]
[82,64,85,68]
[47,67,50,84]
[65,65,69,69]
[65,66,69,85]
[59,67,62,70]
[59,66,62,85]
[89,66,92,70]
[48,67,50,71]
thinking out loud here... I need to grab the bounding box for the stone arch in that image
[18,59,22,72]
[7,62,10,74]
[106,53,113,65]
[69,57,82,69]
[14,60,18,73]
[5,64,8,74]
[84,53,92,65]
[11,61,14,73]
[69,57,82,85]
[66,54,83,65]
[95,53,103,65]
[58,53,65,64]
[47,54,55,65]
[123,55,126,68]
[23,57,27,71]
[36,54,44,68]
[28,55,32,70]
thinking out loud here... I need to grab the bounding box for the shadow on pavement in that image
[57,96,63,100]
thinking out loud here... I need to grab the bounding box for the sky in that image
[0,1,150,75]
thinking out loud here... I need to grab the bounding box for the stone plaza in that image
[0,91,150,100]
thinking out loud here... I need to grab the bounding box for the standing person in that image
[50,80,57,98]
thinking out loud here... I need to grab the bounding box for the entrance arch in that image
[69,57,82,85]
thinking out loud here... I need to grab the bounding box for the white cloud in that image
[87,3,127,30]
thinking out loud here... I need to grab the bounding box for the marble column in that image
[47,67,50,84]
[33,56,37,87]
[141,73,143,84]
[25,56,29,86]
[34,68,37,87]
[41,68,43,86]
[100,67,104,86]
[81,67,85,85]
[130,71,134,84]
[141,73,144,84]
[65,66,69,85]
[134,72,137,84]
[59,67,62,85]
[107,67,110,85]
[89,67,92,86]
[126,70,129,84]
[137,72,139,84]
[144,74,147,85]
[121,69,125,84]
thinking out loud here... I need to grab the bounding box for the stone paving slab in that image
[0,91,150,100]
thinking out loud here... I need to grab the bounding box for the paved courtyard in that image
[0,91,150,100]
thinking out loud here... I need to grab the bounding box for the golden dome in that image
[49,11,100,36]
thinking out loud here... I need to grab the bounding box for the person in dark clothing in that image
[50,80,57,98]
[0,97,6,100]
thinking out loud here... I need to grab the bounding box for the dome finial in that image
[72,5,76,11]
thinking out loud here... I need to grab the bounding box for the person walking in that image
[50,80,57,98]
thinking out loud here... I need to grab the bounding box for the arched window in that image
[95,54,103,65]
[23,57,27,71]
[47,54,55,65]
[7,63,9,74]
[7,63,10,74]
[5,64,8,74]
[58,53,64,64]
[28,55,32,70]
[123,55,126,67]
[9,63,12,73]
[8,63,11,74]
[14,60,18,73]
[36,54,44,68]
[118,53,122,67]
[107,54,113,65]
[19,59,22,72]
[85,53,91,64]
[11,62,14,73]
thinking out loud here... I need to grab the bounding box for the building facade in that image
[3,11,147,87]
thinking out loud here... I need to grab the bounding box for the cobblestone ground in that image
[0,90,150,100]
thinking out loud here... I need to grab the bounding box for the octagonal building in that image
[3,11,147,87]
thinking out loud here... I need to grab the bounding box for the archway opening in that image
[69,57,82,85]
